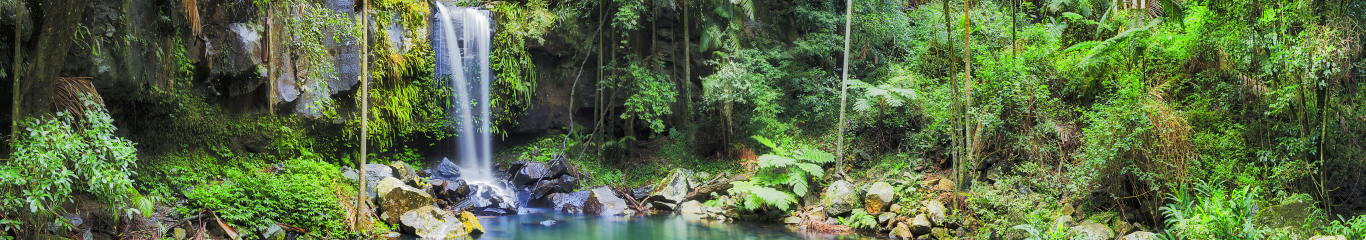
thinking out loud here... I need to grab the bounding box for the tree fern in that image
[727,135,833,212]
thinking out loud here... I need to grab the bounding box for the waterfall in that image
[434,2,502,193]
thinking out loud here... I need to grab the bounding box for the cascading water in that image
[433,2,517,215]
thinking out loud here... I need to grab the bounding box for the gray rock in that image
[379,184,435,224]
[925,200,947,224]
[823,180,862,216]
[678,200,705,215]
[1120,231,1160,240]
[784,216,802,224]
[435,158,462,180]
[647,169,692,210]
[890,222,914,239]
[910,214,932,235]
[514,162,552,186]
[1307,236,1347,240]
[398,206,468,239]
[583,186,627,216]
[375,177,405,198]
[262,224,285,240]
[549,191,591,212]
[1069,221,1114,240]
[358,163,396,198]
[865,181,895,213]
[389,161,419,185]
[878,212,896,225]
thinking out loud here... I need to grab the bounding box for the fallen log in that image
[682,173,752,201]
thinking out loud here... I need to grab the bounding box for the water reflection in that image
[474,209,872,240]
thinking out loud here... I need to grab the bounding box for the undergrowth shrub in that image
[184,156,353,238]
[0,98,143,230]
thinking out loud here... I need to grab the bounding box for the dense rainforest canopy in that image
[0,0,1364,239]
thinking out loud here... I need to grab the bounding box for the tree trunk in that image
[837,0,853,178]
[20,0,88,120]
[355,0,369,231]
[10,0,21,151]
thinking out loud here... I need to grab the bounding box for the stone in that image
[379,184,435,224]
[936,178,955,191]
[1114,220,1135,236]
[375,177,405,198]
[262,224,285,240]
[1054,215,1075,228]
[1308,236,1348,240]
[360,164,397,198]
[910,214,932,235]
[931,227,952,240]
[549,191,591,212]
[890,222,914,239]
[784,216,802,224]
[1069,221,1114,240]
[822,180,862,216]
[522,219,566,227]
[389,161,419,185]
[557,175,580,193]
[647,169,692,210]
[677,200,705,215]
[173,228,187,240]
[433,179,470,201]
[398,206,468,239]
[631,186,652,200]
[810,206,827,221]
[547,155,570,178]
[864,181,895,213]
[435,158,462,180]
[582,186,627,216]
[924,200,947,224]
[890,204,903,214]
[514,161,552,186]
[878,212,896,225]
[458,211,484,235]
[532,179,559,200]
[1119,231,1161,240]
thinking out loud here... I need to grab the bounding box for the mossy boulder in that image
[398,206,468,239]
[864,181,895,213]
[459,211,485,235]
[822,180,862,216]
[380,182,436,224]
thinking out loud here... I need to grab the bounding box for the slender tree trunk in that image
[355,0,369,231]
[837,0,853,178]
[959,0,972,192]
[683,0,694,146]
[11,0,21,150]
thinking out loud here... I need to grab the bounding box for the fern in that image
[726,135,833,212]
[838,209,878,229]
[848,80,918,115]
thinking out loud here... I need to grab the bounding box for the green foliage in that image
[727,135,832,212]
[621,61,677,134]
[1159,181,1270,240]
[490,0,556,134]
[0,98,140,226]
[837,209,878,229]
[185,157,353,238]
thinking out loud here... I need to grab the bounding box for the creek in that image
[470,210,869,240]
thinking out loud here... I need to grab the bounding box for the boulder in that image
[513,161,552,186]
[910,214,932,235]
[549,191,591,212]
[398,206,468,239]
[458,211,484,235]
[936,178,955,191]
[558,175,580,192]
[1120,231,1160,240]
[823,180,862,216]
[379,184,435,224]
[631,186,652,200]
[582,186,627,216]
[374,177,405,198]
[931,227,952,240]
[890,222,914,239]
[784,216,802,224]
[351,164,395,198]
[677,200,705,215]
[878,212,896,226]
[924,200,947,224]
[1308,236,1348,240]
[531,179,559,200]
[647,169,692,210]
[547,155,570,178]
[262,224,285,240]
[1069,221,1114,240]
[433,179,470,201]
[864,182,895,213]
[890,204,903,214]
[389,161,419,185]
[435,158,462,180]
[455,184,518,216]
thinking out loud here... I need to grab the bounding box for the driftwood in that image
[615,187,651,213]
[682,173,752,201]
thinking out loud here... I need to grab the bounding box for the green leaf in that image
[794,163,824,178]
[751,135,777,150]
[799,148,835,163]
[757,154,797,168]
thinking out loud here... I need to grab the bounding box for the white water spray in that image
[435,3,507,201]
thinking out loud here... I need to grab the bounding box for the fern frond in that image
[752,135,777,150]
[729,181,795,211]
[794,163,823,178]
[788,170,808,197]
[854,98,872,113]
[758,154,797,168]
[799,147,835,163]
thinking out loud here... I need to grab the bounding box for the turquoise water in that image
[473,210,873,240]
